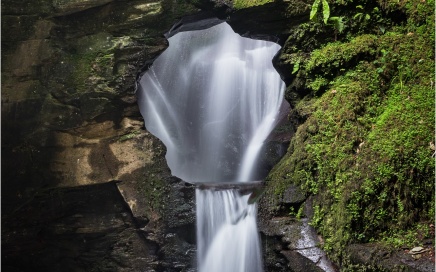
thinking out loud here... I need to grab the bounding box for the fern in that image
[329,16,345,34]
[310,0,330,24]
[321,0,330,24]
[310,0,321,21]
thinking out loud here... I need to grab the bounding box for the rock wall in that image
[2,1,201,271]
[2,0,198,199]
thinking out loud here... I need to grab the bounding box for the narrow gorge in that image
[2,0,434,271]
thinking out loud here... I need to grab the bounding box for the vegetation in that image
[233,0,274,9]
[267,0,435,265]
[310,0,330,24]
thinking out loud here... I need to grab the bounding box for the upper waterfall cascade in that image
[138,22,286,183]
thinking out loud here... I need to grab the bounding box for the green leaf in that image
[329,16,345,33]
[365,14,371,20]
[322,0,330,24]
[292,60,300,74]
[337,20,345,33]
[356,5,363,9]
[354,13,363,20]
[310,0,321,21]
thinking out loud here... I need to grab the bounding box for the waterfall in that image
[196,189,262,272]
[138,22,285,272]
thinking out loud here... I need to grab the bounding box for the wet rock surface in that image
[259,215,338,272]
[258,177,337,272]
[348,243,435,272]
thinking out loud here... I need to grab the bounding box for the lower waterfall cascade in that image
[138,21,286,272]
[196,189,263,272]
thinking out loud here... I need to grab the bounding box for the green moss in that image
[403,0,435,26]
[306,35,378,72]
[304,34,378,92]
[307,76,329,91]
[267,7,435,262]
[118,131,140,142]
[233,0,274,9]
[381,222,433,248]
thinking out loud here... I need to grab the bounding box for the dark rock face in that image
[281,251,324,272]
[2,0,200,271]
[2,0,189,205]
[2,182,158,272]
[195,0,311,44]
[227,1,309,44]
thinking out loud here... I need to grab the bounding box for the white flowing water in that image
[196,189,262,272]
[137,22,285,272]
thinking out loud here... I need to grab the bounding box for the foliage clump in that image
[267,0,435,264]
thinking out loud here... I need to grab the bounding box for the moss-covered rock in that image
[265,0,435,267]
[232,0,275,9]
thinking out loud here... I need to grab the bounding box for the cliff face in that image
[2,0,434,271]
[2,0,197,200]
[2,1,200,271]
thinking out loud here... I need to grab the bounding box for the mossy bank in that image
[265,0,435,268]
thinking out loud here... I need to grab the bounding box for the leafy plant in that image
[354,5,372,22]
[292,60,300,74]
[310,0,330,24]
[329,16,346,40]
[289,206,296,216]
[352,6,386,34]
[296,205,305,219]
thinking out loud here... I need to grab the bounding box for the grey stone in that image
[282,184,307,204]
[281,250,325,272]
